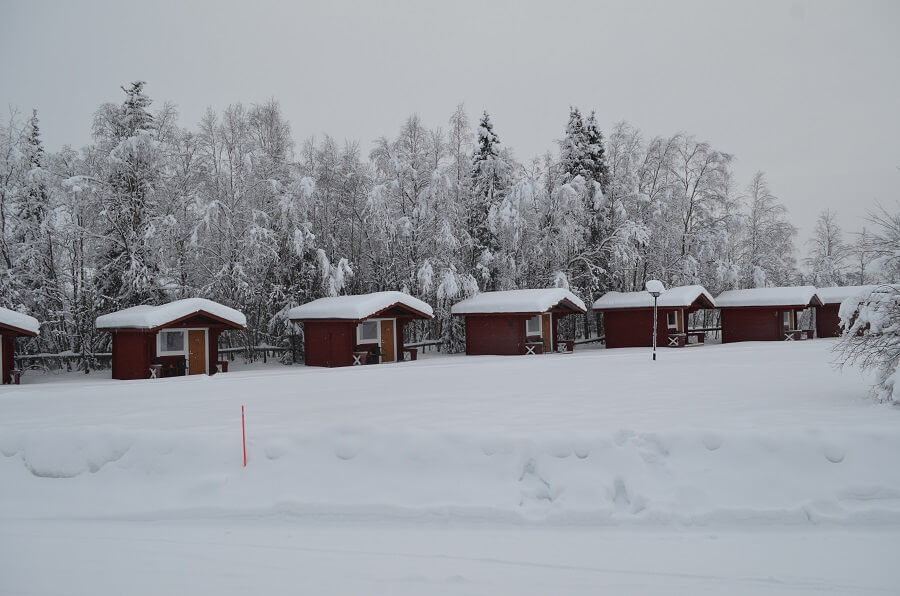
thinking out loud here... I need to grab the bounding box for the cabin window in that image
[357,320,379,343]
[526,315,541,335]
[158,330,185,355]
[667,311,678,330]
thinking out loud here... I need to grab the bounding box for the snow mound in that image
[0,306,39,335]
[96,298,246,329]
[452,289,586,315]
[288,291,433,320]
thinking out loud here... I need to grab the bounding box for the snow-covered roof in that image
[96,298,246,330]
[593,285,715,310]
[451,289,587,315]
[288,291,433,321]
[0,306,40,336]
[815,285,878,305]
[716,286,822,308]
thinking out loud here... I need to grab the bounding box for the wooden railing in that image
[405,339,443,352]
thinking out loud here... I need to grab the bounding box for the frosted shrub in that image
[836,286,900,403]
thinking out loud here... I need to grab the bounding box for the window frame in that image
[666,310,679,331]
[783,310,794,330]
[525,314,542,336]
[356,320,380,344]
[157,329,187,356]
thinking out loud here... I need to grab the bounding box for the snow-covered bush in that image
[835,286,900,403]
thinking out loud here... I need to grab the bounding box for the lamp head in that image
[645,279,665,298]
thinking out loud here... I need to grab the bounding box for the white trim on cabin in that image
[525,312,555,352]
[355,317,398,363]
[525,314,542,336]
[667,311,678,331]
[156,328,210,374]
[782,311,794,331]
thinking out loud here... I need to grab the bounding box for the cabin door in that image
[542,313,552,353]
[380,319,395,363]
[188,330,207,375]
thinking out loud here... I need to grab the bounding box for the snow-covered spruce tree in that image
[805,209,848,286]
[92,81,165,312]
[584,111,609,189]
[11,111,65,349]
[469,111,511,289]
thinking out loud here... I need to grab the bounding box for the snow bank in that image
[2,424,899,525]
[95,298,246,329]
[452,289,586,315]
[716,286,821,308]
[593,285,715,310]
[288,291,433,320]
[0,306,39,335]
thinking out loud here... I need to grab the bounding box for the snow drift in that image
[2,424,898,525]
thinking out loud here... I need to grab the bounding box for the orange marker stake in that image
[242,405,247,467]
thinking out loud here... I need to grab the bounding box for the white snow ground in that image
[2,340,899,594]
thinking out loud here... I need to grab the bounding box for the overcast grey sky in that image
[1,0,898,245]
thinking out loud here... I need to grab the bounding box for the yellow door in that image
[188,330,206,375]
[542,313,552,353]
[380,320,395,363]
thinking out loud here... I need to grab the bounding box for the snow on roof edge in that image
[451,289,587,315]
[288,291,434,321]
[96,298,246,330]
[715,286,821,308]
[0,306,40,335]
[592,285,716,310]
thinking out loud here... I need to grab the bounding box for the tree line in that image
[1,81,896,364]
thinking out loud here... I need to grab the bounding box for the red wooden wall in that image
[303,321,356,367]
[816,304,841,338]
[463,314,528,355]
[302,317,413,368]
[599,308,676,349]
[1,333,14,384]
[111,331,154,380]
[721,307,800,343]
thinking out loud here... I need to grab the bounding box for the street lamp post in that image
[646,280,665,361]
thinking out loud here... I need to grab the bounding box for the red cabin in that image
[0,307,39,384]
[96,298,246,380]
[288,291,434,368]
[593,285,716,349]
[451,289,587,355]
[716,286,822,343]
[814,285,877,338]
